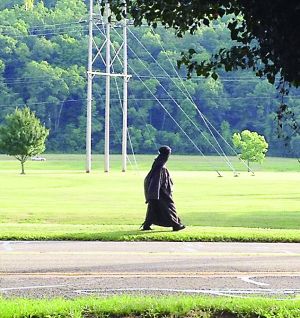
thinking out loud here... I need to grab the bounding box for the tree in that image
[111,1,300,86]
[232,130,268,171]
[109,0,300,135]
[0,107,49,174]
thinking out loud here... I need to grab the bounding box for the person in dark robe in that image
[141,146,185,231]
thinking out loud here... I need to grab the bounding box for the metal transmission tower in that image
[86,0,130,173]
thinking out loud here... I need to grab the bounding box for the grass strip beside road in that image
[1,224,300,242]
[1,296,300,318]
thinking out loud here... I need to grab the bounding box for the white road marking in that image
[240,276,269,286]
[0,284,66,292]
[73,287,300,297]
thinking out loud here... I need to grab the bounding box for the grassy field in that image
[0,154,299,241]
[0,153,299,171]
[1,296,300,318]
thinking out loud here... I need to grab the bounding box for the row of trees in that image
[0,0,299,157]
[0,107,267,174]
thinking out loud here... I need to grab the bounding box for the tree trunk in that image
[247,159,250,172]
[21,161,25,175]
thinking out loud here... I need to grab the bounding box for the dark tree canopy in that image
[110,0,300,88]
[107,0,300,137]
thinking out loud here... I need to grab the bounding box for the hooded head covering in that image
[158,145,172,156]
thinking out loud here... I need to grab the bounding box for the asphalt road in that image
[1,241,300,298]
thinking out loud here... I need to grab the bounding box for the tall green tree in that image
[232,130,268,172]
[0,107,49,174]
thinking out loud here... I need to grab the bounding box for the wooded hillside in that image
[0,0,299,156]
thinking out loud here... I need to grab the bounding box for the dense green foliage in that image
[114,0,300,138]
[0,107,49,173]
[0,1,299,156]
[121,0,300,86]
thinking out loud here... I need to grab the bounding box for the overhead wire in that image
[149,28,256,174]
[126,26,289,174]
[1,16,297,171]
[147,27,242,173]
[0,20,87,30]
[152,38,256,173]
[130,96,159,151]
[0,25,88,38]
[114,27,228,175]
[127,59,223,176]
[97,12,140,172]
[0,20,87,34]
[110,27,223,175]
[0,98,84,109]
[134,74,272,82]
[129,27,236,173]
[1,75,286,91]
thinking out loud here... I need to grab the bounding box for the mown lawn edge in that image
[1,224,300,242]
[1,296,300,318]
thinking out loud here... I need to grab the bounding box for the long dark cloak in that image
[143,154,182,227]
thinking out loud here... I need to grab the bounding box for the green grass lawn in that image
[0,154,299,241]
[1,296,300,318]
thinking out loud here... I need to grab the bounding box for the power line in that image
[149,27,254,174]
[128,63,223,176]
[121,96,288,100]
[0,98,84,108]
[0,95,295,109]
[2,77,86,86]
[0,74,281,85]
[136,74,271,82]
[115,28,228,174]
[0,21,87,33]
[1,74,299,99]
[127,27,237,173]
[95,17,224,174]
[0,19,127,38]
[0,20,87,29]
[0,26,89,38]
